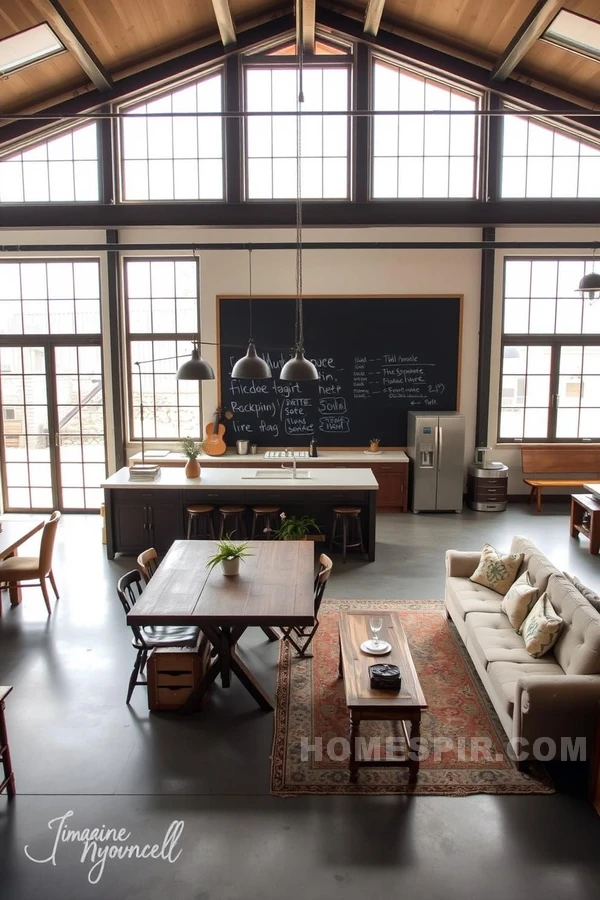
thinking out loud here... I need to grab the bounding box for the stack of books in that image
[128,465,161,482]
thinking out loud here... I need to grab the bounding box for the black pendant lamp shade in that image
[176,341,215,380]
[231,249,272,379]
[231,339,272,378]
[576,271,600,300]
[280,348,319,381]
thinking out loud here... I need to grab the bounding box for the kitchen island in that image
[102,466,379,561]
[127,449,409,511]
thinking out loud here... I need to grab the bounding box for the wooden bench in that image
[521,447,600,513]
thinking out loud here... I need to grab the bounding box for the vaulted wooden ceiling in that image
[1,0,599,120]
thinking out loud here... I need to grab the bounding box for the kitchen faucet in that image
[281,458,297,478]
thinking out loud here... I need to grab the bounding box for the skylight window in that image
[0,23,64,76]
[542,10,600,61]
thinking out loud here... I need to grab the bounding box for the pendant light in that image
[575,244,600,300]
[231,248,272,378]
[176,341,215,380]
[280,14,319,383]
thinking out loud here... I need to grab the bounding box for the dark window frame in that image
[122,255,203,444]
[498,256,600,444]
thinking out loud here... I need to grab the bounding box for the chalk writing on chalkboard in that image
[218,296,461,446]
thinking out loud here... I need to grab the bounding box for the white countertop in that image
[128,449,408,465]
[104,466,379,491]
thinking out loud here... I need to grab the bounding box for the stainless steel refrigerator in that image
[407,412,466,513]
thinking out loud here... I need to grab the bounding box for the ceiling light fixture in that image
[231,248,272,378]
[176,341,215,380]
[575,245,600,301]
[280,6,319,383]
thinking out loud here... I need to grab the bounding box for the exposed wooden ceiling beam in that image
[364,0,386,37]
[211,0,237,47]
[491,0,564,82]
[32,0,113,92]
[296,1,316,54]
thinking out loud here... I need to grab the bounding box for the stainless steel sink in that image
[242,469,311,479]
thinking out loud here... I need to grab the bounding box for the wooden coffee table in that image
[338,610,427,783]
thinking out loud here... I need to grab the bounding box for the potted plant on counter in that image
[205,535,253,576]
[181,436,203,478]
[272,512,320,541]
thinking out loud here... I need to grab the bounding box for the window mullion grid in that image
[548,343,560,441]
[145,103,150,199]
[271,71,276,199]
[396,69,401,197]
[321,70,325,199]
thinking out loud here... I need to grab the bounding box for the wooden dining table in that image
[127,539,315,711]
[0,519,44,608]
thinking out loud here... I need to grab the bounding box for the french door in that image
[0,341,106,512]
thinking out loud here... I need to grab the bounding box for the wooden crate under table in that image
[147,640,210,711]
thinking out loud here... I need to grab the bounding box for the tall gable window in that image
[244,48,350,199]
[119,72,224,201]
[124,258,202,440]
[501,114,600,198]
[372,60,479,198]
[0,124,98,202]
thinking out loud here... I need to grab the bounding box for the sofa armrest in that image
[517,675,600,712]
[445,550,481,578]
[513,675,600,755]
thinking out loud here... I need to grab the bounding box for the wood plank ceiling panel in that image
[0,0,87,114]
[380,0,538,59]
[521,0,600,102]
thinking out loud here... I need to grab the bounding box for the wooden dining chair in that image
[280,553,333,658]
[0,511,61,615]
[116,570,201,704]
[137,547,158,584]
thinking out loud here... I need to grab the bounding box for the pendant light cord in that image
[295,6,305,352]
[248,247,253,341]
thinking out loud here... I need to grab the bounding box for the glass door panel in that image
[0,346,53,510]
[55,345,106,509]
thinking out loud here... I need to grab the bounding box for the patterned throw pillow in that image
[519,593,563,659]
[469,543,523,596]
[501,571,538,630]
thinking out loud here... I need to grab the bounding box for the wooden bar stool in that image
[0,686,15,799]
[330,507,366,563]
[218,505,247,539]
[186,505,216,540]
[250,506,281,539]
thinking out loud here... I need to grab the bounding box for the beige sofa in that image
[445,535,600,765]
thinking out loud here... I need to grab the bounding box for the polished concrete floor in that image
[0,502,599,899]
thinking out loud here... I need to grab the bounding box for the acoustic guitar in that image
[204,407,227,456]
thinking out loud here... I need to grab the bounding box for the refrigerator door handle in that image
[437,425,442,470]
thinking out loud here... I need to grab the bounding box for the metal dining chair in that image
[0,510,61,615]
[116,570,201,704]
[136,547,158,584]
[280,553,333,658]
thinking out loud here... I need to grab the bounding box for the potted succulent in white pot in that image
[205,535,252,576]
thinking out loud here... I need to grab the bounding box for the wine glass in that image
[369,616,383,648]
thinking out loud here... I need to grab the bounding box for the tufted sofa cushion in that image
[546,574,600,675]
[487,660,565,717]
[509,535,561,594]
[465,611,561,669]
[445,576,503,621]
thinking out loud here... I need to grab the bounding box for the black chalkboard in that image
[217,296,461,448]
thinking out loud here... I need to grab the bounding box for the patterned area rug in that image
[271,599,554,796]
